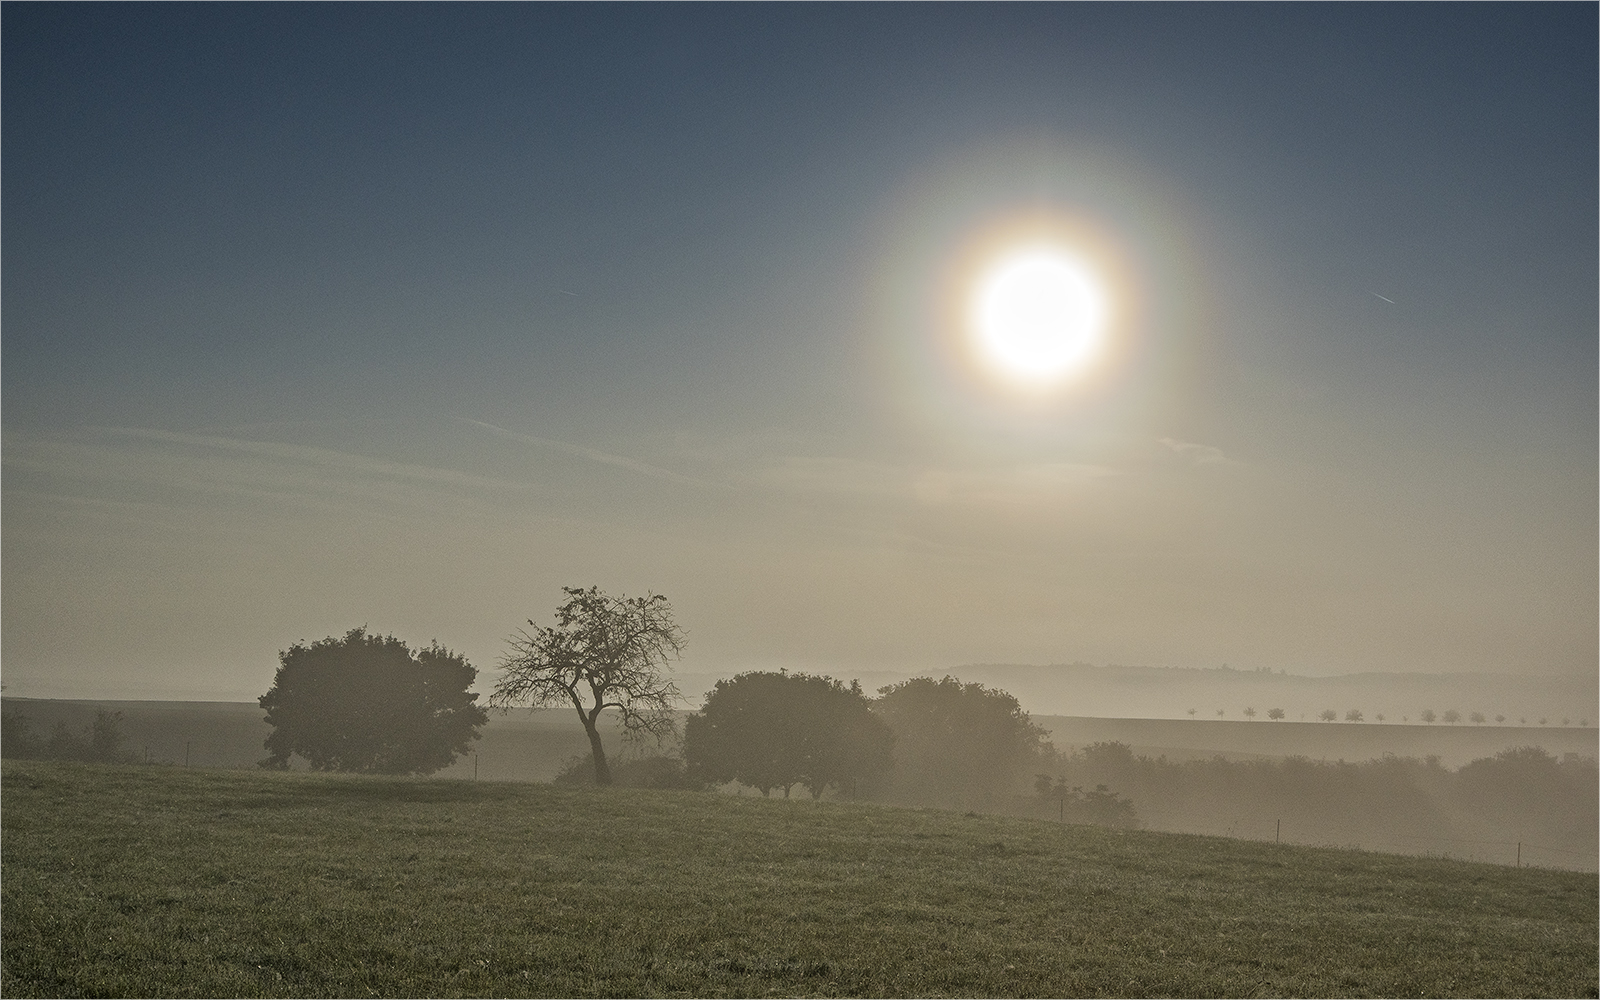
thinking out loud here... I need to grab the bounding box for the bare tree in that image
[489,586,685,785]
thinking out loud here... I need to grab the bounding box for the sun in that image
[968,245,1108,389]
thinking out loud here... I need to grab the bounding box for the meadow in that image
[3,760,1595,998]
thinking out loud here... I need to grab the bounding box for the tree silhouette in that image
[1469,712,1486,725]
[1318,709,1337,722]
[1345,708,1363,723]
[260,628,486,774]
[1420,709,1437,724]
[685,671,891,798]
[1266,708,1285,721]
[1242,707,1257,721]
[490,586,685,785]
[875,676,1053,810]
[1442,709,1461,724]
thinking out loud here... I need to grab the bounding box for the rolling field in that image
[3,760,1595,998]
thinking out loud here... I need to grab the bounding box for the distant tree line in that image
[1,707,137,764]
[1041,741,1597,863]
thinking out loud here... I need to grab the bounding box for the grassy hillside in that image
[3,761,1595,998]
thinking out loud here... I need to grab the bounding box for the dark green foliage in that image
[489,586,685,786]
[874,676,1055,809]
[259,628,487,775]
[3,760,1596,998]
[685,671,893,798]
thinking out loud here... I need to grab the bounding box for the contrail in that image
[557,289,579,296]
[1371,292,1395,304]
[456,418,724,490]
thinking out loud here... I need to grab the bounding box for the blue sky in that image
[4,5,1594,700]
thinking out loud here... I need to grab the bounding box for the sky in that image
[4,5,1595,702]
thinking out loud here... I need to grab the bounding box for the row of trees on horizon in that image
[1185,707,1589,726]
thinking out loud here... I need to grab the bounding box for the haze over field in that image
[3,7,1594,704]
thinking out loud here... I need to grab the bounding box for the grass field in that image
[3,760,1596,998]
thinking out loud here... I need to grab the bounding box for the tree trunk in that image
[583,717,613,786]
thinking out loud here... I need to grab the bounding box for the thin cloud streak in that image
[457,418,727,490]
[1157,437,1235,467]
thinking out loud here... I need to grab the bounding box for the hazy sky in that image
[5,5,1595,700]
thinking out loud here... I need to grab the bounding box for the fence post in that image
[1516,842,1521,868]
[1276,818,1280,844]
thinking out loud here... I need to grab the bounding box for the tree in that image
[1442,709,1461,724]
[489,586,684,786]
[1243,707,1257,721]
[1420,709,1437,724]
[1494,714,1506,724]
[1186,708,1197,718]
[1267,708,1286,721]
[684,671,892,798]
[874,677,1054,810]
[1469,712,1486,725]
[260,628,486,774]
[1318,709,1337,722]
[1345,708,1363,723]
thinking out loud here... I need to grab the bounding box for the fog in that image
[7,694,1592,871]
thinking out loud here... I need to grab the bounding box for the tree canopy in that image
[874,676,1055,809]
[259,628,487,774]
[684,671,893,798]
[489,586,685,785]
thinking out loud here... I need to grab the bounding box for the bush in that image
[553,753,692,789]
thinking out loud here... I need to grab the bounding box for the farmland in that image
[3,760,1596,998]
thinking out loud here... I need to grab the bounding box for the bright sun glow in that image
[969,246,1108,388]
